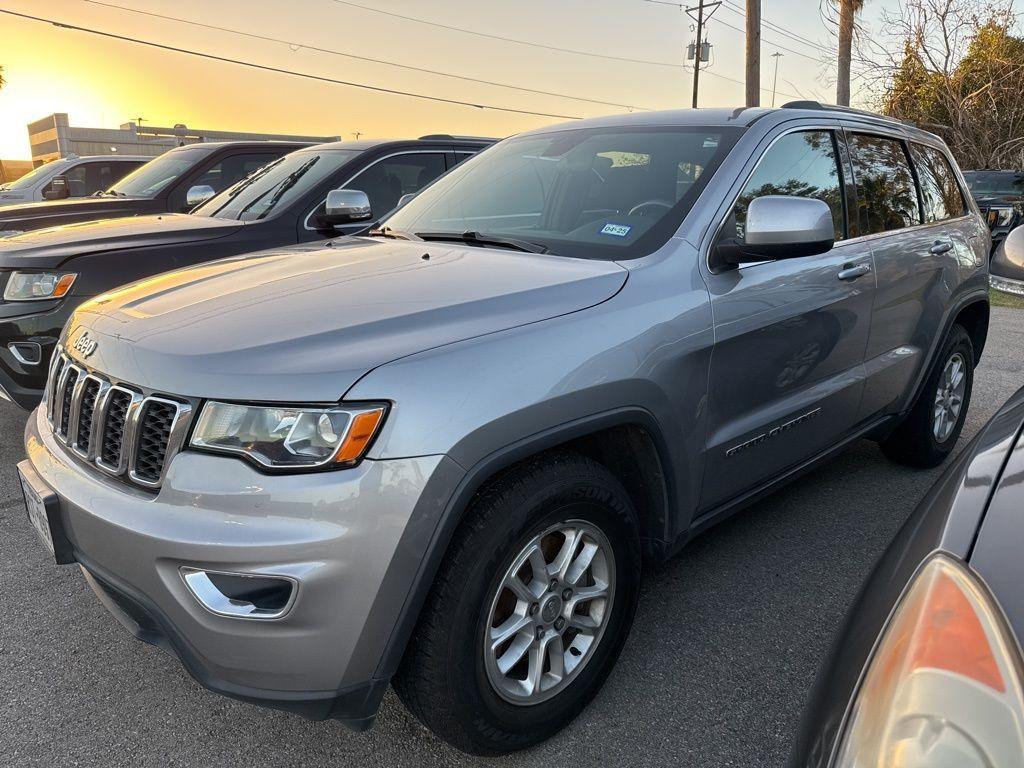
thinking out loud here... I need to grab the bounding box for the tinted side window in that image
[45,164,88,197]
[733,130,845,241]
[848,134,920,234]
[193,153,278,193]
[911,144,966,222]
[347,153,447,217]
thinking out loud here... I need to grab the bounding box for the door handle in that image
[929,240,953,255]
[837,263,871,281]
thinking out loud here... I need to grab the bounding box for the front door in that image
[700,128,875,511]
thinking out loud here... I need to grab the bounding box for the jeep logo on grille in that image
[71,330,98,358]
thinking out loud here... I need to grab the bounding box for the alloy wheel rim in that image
[482,519,615,706]
[933,351,967,443]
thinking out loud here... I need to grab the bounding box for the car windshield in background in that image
[2,161,59,191]
[107,147,209,198]
[963,171,1024,199]
[194,149,360,221]
[382,126,741,260]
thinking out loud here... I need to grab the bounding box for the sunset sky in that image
[0,0,906,160]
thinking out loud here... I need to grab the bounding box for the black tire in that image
[393,452,642,755]
[881,324,974,468]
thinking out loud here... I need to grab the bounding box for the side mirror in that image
[396,193,417,210]
[994,226,1024,271]
[185,184,216,209]
[714,196,835,268]
[43,176,70,201]
[316,189,373,230]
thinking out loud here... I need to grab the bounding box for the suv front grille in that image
[133,400,178,484]
[46,350,193,490]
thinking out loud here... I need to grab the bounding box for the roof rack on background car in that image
[417,134,497,142]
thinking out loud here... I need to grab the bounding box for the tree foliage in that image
[869,0,1024,169]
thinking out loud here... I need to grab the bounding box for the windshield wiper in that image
[415,231,548,254]
[96,189,127,198]
[366,225,419,241]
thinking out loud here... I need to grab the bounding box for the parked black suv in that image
[0,136,493,408]
[0,141,310,237]
[962,170,1024,251]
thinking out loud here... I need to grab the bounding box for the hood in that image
[0,214,244,268]
[0,196,152,233]
[66,238,628,402]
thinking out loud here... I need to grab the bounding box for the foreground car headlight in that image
[190,401,387,469]
[834,555,1024,767]
[3,271,77,300]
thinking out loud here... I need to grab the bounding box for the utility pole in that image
[745,0,760,107]
[770,52,783,107]
[351,131,363,140]
[686,0,720,108]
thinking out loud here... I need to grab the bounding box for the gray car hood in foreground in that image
[68,238,628,402]
[0,214,243,269]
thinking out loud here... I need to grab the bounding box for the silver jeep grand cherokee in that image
[19,104,990,754]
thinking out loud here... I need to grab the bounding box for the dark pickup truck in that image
[962,169,1024,252]
[0,141,309,238]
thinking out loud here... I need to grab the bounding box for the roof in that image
[512,103,945,144]
[300,136,498,153]
[166,140,316,153]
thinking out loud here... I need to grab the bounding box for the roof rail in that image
[417,134,496,142]
[780,100,914,126]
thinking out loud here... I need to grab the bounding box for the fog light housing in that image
[180,567,297,620]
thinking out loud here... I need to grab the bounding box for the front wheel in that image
[881,324,975,468]
[393,453,642,754]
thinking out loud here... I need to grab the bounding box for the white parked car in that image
[0,154,148,208]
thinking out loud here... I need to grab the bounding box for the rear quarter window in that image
[911,144,966,222]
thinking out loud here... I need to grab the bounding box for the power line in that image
[79,0,651,111]
[709,14,829,64]
[721,0,836,55]
[332,0,684,68]
[0,7,585,120]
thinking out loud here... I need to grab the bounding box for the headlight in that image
[3,271,77,300]
[988,206,1015,227]
[190,401,387,470]
[834,555,1024,767]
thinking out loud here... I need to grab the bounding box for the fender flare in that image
[896,289,989,420]
[369,405,678,683]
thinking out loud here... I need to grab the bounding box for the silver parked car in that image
[18,103,991,754]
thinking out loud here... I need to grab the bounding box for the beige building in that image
[0,159,34,184]
[27,114,340,166]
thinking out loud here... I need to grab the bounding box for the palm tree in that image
[836,0,865,105]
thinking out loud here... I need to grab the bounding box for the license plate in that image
[18,461,74,564]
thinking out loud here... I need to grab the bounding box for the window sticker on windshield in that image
[600,222,632,237]
[703,138,719,148]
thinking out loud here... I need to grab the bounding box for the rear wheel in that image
[394,453,642,754]
[881,324,974,468]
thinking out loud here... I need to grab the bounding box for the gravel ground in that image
[1,307,1021,768]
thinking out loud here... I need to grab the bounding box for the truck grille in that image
[46,350,193,490]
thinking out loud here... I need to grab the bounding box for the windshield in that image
[108,147,209,197]
[963,171,1024,199]
[2,160,63,191]
[381,126,740,259]
[193,149,360,221]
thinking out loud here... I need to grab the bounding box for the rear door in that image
[700,126,875,511]
[850,133,969,419]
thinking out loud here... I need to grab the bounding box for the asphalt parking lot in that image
[1,306,1021,768]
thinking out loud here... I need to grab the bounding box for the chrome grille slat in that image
[46,358,192,491]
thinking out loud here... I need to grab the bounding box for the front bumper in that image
[991,273,1024,297]
[0,297,73,409]
[23,405,454,727]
